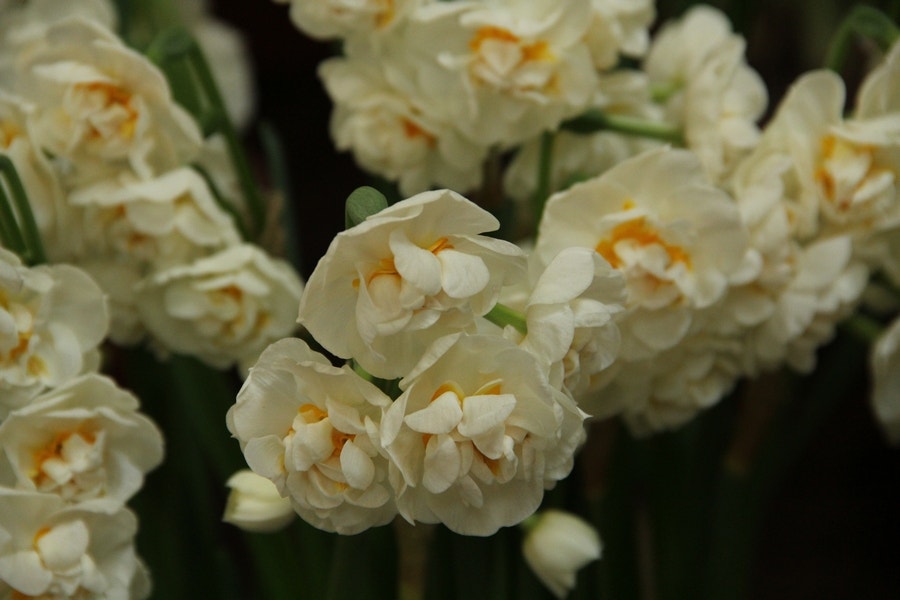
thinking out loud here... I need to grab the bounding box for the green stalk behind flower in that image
[0,154,46,265]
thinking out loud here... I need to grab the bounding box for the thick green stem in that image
[562,110,685,145]
[825,6,900,72]
[531,131,555,228]
[0,154,46,264]
[484,303,528,335]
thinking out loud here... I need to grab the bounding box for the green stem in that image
[185,41,267,239]
[562,110,685,145]
[0,154,46,264]
[484,303,528,335]
[531,131,555,230]
[825,6,900,73]
[0,175,27,257]
[147,28,267,240]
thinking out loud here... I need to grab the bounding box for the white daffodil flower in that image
[319,52,489,196]
[280,0,421,41]
[136,244,304,370]
[534,148,750,425]
[522,509,601,599]
[0,249,108,418]
[227,338,396,535]
[871,316,900,444]
[0,490,149,599]
[645,5,767,183]
[13,19,202,186]
[381,333,587,536]
[729,104,870,376]
[223,469,296,533]
[67,167,242,271]
[536,148,748,363]
[299,188,525,379]
[386,0,598,148]
[740,68,899,246]
[0,374,164,504]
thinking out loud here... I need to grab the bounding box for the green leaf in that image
[345,186,388,229]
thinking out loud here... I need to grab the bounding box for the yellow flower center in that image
[30,429,97,487]
[0,120,22,148]
[0,290,46,376]
[355,237,454,289]
[468,26,555,90]
[594,217,691,270]
[73,81,139,141]
[815,133,895,217]
[297,403,356,459]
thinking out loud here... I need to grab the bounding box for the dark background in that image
[203,1,900,597]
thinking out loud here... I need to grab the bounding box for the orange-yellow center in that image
[814,133,891,211]
[401,118,436,146]
[75,81,139,140]
[595,217,691,270]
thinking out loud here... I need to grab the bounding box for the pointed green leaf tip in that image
[345,186,388,229]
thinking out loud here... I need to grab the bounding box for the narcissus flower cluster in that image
[0,250,163,599]
[231,3,900,559]
[0,0,303,366]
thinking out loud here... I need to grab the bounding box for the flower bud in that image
[522,510,602,598]
[223,470,295,533]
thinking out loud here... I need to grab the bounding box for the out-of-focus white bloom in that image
[223,469,296,533]
[281,0,421,40]
[645,5,767,183]
[871,316,900,444]
[136,244,304,370]
[68,167,242,270]
[0,0,117,66]
[227,338,396,535]
[382,333,586,536]
[501,247,625,399]
[299,189,524,379]
[178,0,257,130]
[0,249,108,418]
[0,490,148,599]
[584,0,654,70]
[744,69,899,244]
[728,133,870,376]
[320,53,489,196]
[391,0,598,147]
[536,148,747,362]
[14,19,202,185]
[504,70,662,204]
[534,148,749,424]
[0,374,164,504]
[522,509,601,599]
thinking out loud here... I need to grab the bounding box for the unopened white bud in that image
[522,510,602,598]
[223,470,295,533]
